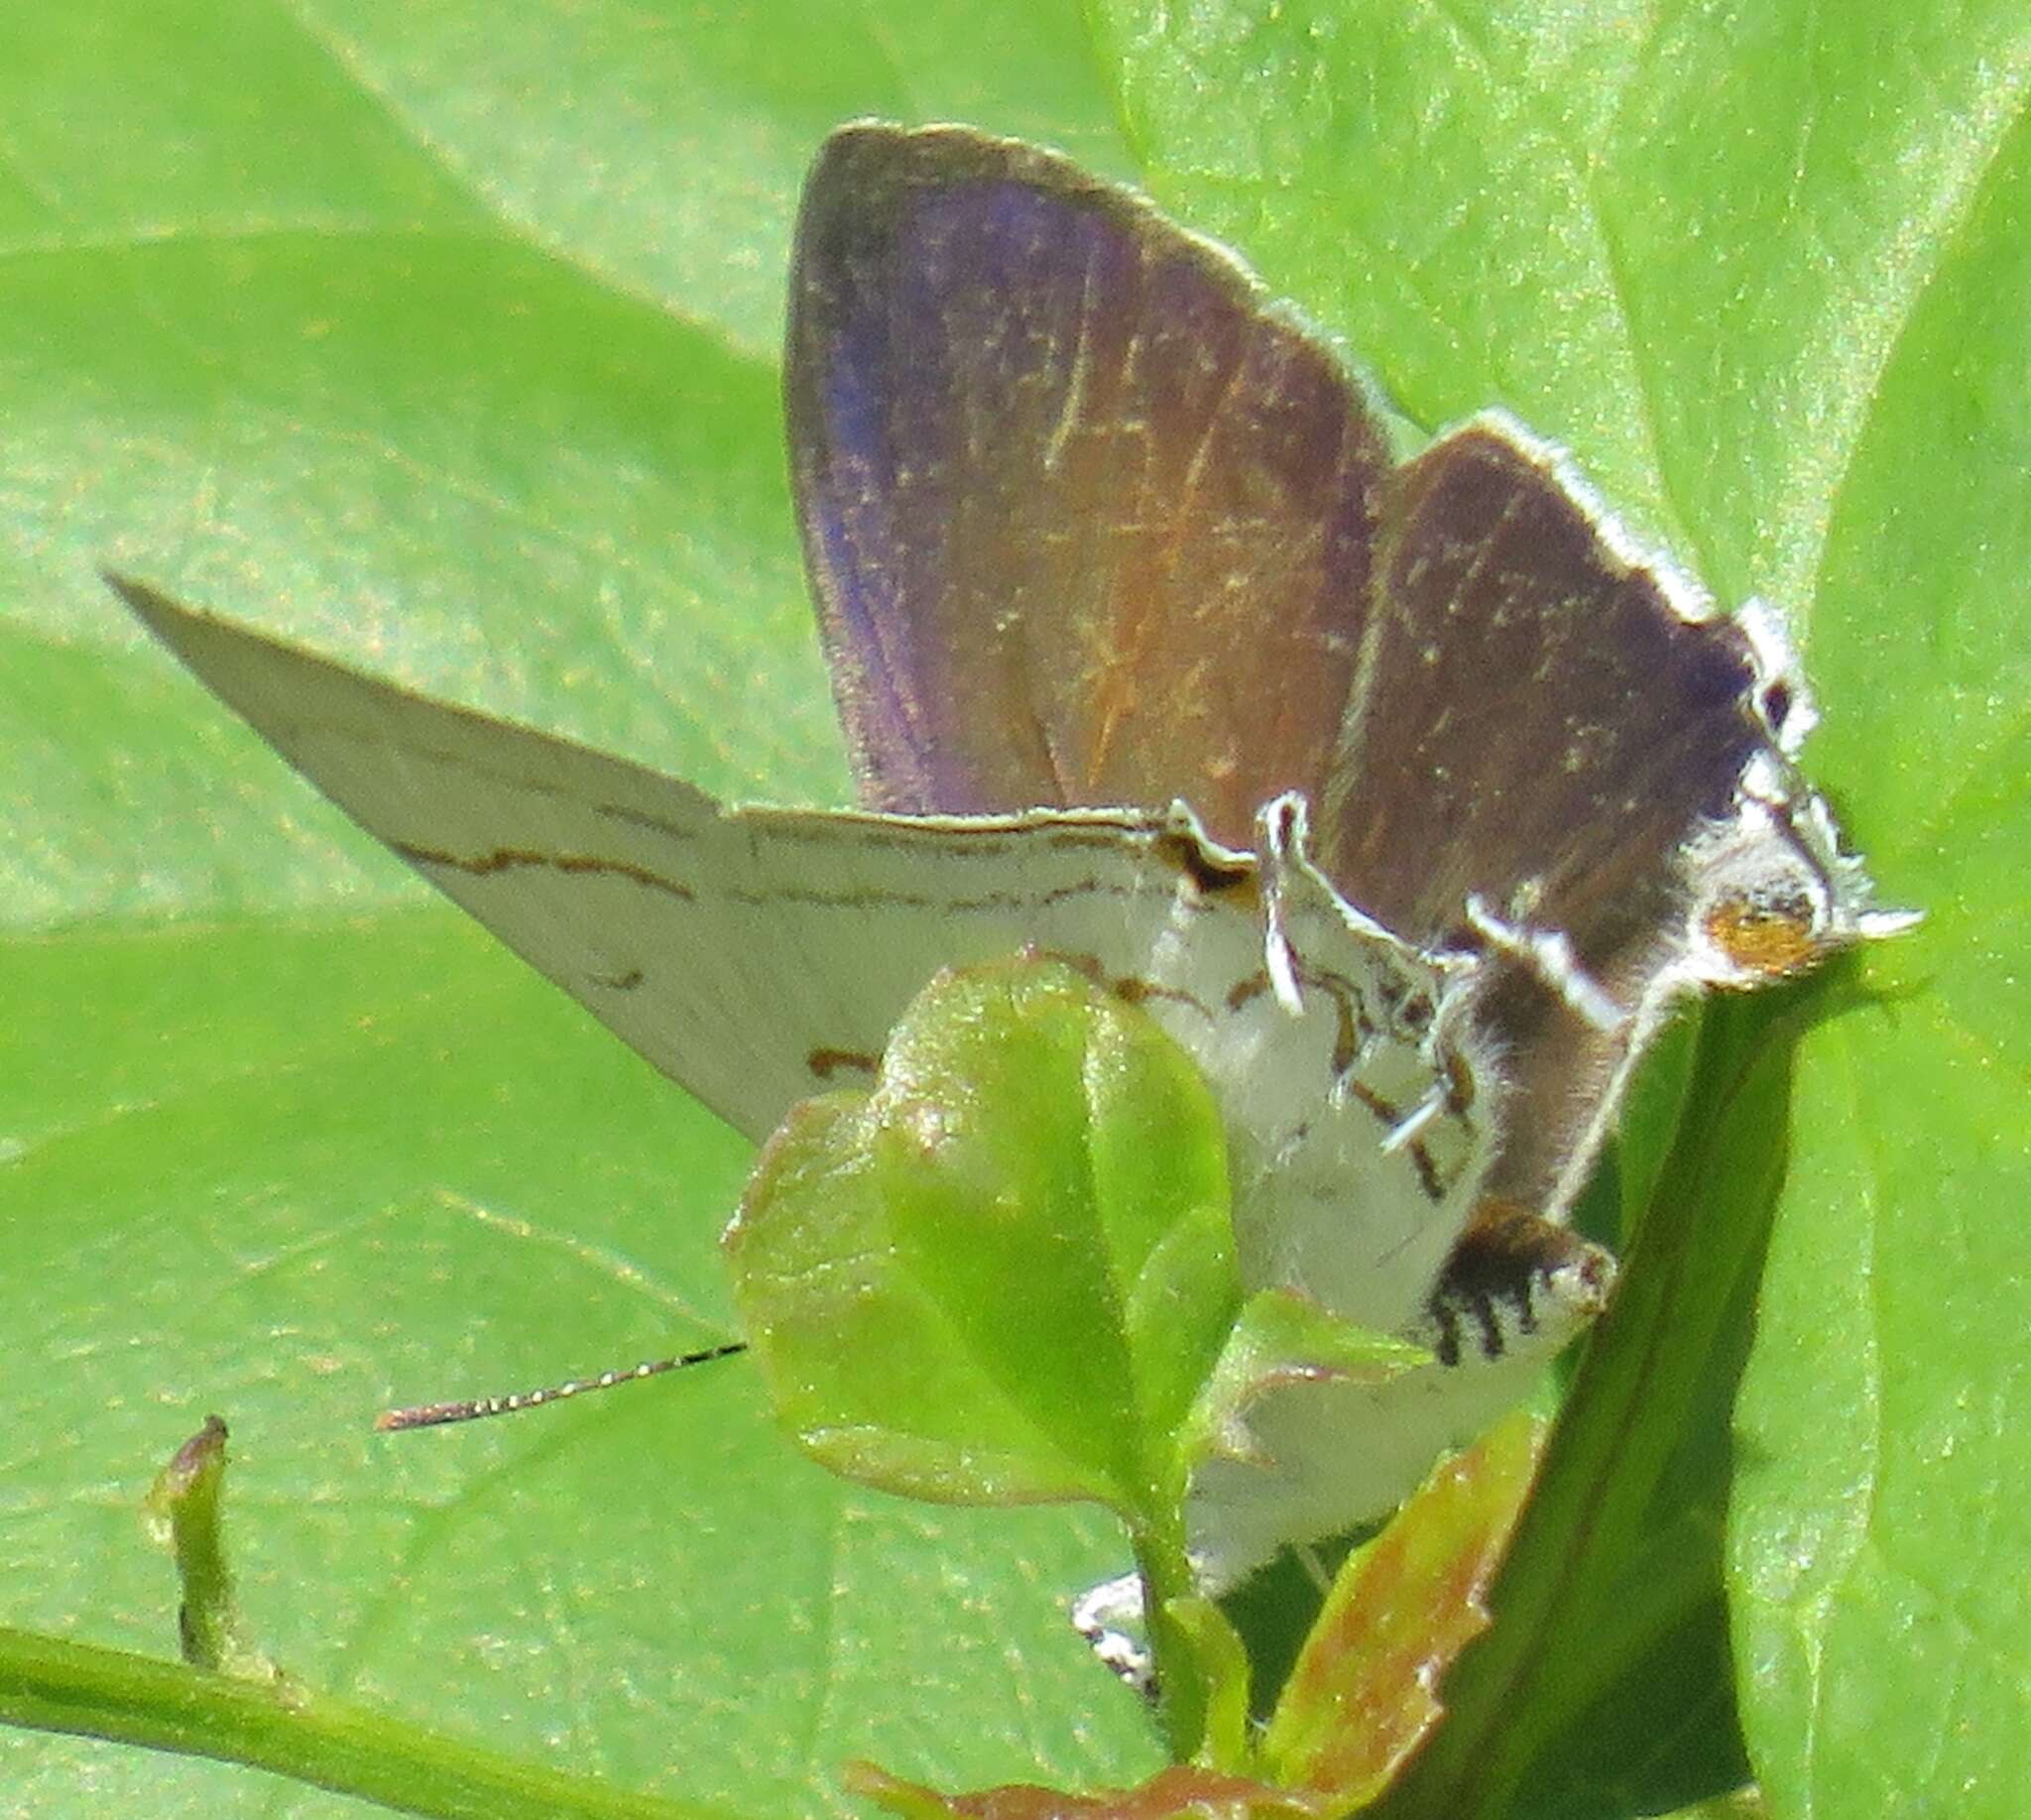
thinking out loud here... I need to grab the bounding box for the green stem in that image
[1132,1511,1208,1762]
[1370,995,1801,1817]
[0,1626,745,1820]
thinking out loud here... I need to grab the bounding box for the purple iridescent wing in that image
[788,123,1897,1222]
[1320,424,1764,957]
[786,122,1391,852]
[1315,420,1877,1208]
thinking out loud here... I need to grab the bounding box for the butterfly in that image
[109,120,1905,1611]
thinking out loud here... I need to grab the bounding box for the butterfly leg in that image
[1070,1571,1158,1697]
[1463,894,1623,1031]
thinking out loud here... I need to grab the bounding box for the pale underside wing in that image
[788,123,1897,1221]
[114,576,1585,1578]
[111,581,1493,1321]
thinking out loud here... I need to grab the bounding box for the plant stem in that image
[0,1626,744,1820]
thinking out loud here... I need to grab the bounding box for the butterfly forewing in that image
[787,123,1393,851]
[114,575,1476,1212]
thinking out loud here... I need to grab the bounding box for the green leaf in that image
[1649,1795,1765,1820]
[1107,5,2029,1816]
[846,1760,1326,1820]
[729,955,1248,1758]
[0,8,1158,1816]
[1183,1290,1426,1477]
[726,958,1238,1520]
[1729,91,2031,1815]
[7,2,2024,1816]
[1365,997,1787,1820]
[1260,1412,1544,1811]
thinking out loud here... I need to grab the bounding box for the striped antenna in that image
[376,1341,747,1432]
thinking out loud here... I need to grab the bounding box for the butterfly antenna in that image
[375,1341,747,1432]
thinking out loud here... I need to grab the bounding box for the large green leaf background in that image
[1,3,2022,1816]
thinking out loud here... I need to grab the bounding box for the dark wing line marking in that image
[395,839,1205,923]
[393,842,697,902]
[1407,1141,1446,1204]
[1343,1077,1404,1126]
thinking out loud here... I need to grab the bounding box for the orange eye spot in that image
[1705,897,1821,978]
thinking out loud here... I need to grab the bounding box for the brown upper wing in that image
[786,123,1393,852]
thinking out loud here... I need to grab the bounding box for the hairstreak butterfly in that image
[109,121,1909,1645]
